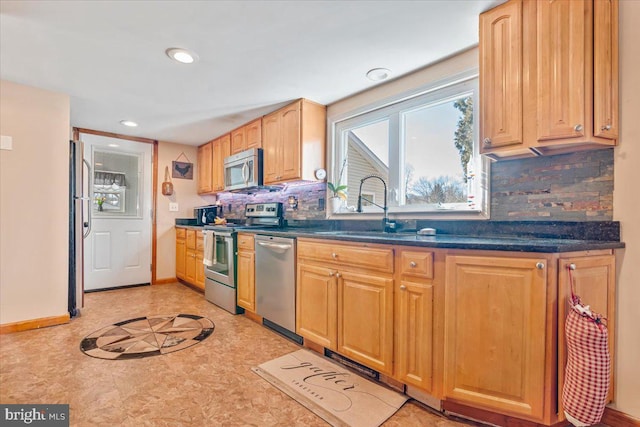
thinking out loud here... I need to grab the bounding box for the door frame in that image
[73,127,159,285]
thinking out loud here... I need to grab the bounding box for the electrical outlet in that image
[169,202,179,212]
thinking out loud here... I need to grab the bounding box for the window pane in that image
[93,150,141,217]
[403,95,473,206]
[344,120,389,210]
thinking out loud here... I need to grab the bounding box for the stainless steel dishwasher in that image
[254,235,296,335]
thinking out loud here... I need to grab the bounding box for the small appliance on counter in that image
[194,204,220,226]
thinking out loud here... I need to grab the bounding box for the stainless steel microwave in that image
[224,147,263,191]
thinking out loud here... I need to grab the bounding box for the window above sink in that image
[328,69,490,220]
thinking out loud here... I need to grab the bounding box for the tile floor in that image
[0,283,483,426]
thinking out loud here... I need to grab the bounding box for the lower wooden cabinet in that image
[176,229,186,279]
[394,248,436,394]
[444,254,548,420]
[338,270,394,375]
[557,254,616,414]
[294,237,617,426]
[175,227,204,290]
[296,262,337,349]
[236,233,256,312]
[296,238,394,375]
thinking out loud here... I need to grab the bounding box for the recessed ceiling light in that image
[366,68,391,82]
[120,120,138,127]
[165,47,198,64]
[108,143,120,148]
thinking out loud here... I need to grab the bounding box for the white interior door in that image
[82,134,152,291]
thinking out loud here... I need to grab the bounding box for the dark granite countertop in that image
[242,229,624,253]
[175,219,624,253]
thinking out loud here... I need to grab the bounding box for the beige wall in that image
[612,0,640,418]
[155,141,215,280]
[0,80,70,324]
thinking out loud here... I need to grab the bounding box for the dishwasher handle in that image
[256,241,292,252]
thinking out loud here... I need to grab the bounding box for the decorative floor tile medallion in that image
[80,314,214,360]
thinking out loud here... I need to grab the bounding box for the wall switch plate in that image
[1,135,13,151]
[169,202,179,212]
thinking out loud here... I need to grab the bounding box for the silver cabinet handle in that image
[335,272,341,278]
[332,253,338,259]
[483,137,492,146]
[400,285,407,290]
[574,124,583,132]
[409,261,417,268]
[536,262,545,270]
[567,263,576,270]
[329,271,335,277]
[601,124,612,131]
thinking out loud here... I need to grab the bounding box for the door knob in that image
[400,285,407,290]
[332,253,338,259]
[335,273,341,278]
[574,124,583,132]
[601,124,612,131]
[483,137,492,146]
[536,262,545,270]
[409,261,417,268]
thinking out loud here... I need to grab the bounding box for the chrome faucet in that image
[356,174,397,232]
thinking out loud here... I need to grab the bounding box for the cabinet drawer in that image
[237,233,255,251]
[196,231,204,251]
[298,239,393,273]
[398,250,433,279]
[186,229,197,250]
[176,228,186,240]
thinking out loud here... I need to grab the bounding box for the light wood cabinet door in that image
[262,111,280,184]
[195,251,205,290]
[245,119,262,149]
[280,101,301,181]
[296,262,337,350]
[176,238,186,279]
[185,249,197,284]
[231,127,245,155]
[212,134,230,192]
[444,255,548,420]
[536,0,588,143]
[395,279,434,392]
[558,255,615,409]
[237,250,256,312]
[197,142,213,194]
[338,270,394,376]
[479,0,523,150]
[593,0,619,140]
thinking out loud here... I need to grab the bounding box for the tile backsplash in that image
[210,148,614,223]
[216,181,326,221]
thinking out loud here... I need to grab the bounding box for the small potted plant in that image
[327,159,347,213]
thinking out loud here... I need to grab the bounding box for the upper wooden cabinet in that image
[197,142,213,194]
[262,99,326,184]
[480,0,618,158]
[197,134,230,194]
[231,119,262,155]
[212,133,231,193]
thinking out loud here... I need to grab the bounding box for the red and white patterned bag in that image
[562,268,610,426]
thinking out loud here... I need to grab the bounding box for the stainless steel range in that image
[203,202,284,314]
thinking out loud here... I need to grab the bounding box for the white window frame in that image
[328,69,490,220]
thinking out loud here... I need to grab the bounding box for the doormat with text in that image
[80,314,214,360]
[252,349,407,427]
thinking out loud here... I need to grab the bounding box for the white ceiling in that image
[0,0,502,146]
